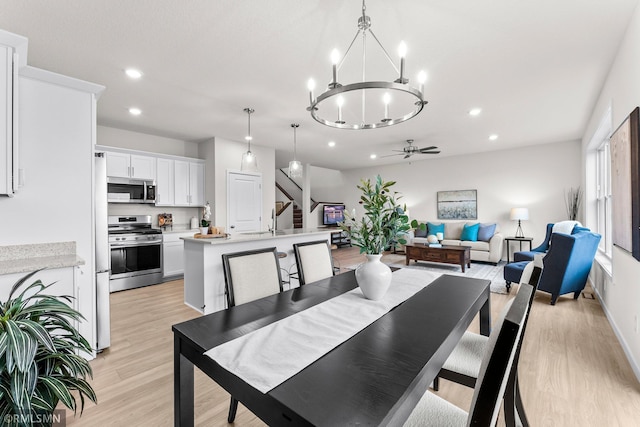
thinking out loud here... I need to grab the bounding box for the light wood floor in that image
[64,247,640,426]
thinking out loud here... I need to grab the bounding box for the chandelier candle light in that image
[510,207,529,239]
[307,0,428,129]
[240,107,258,172]
[288,124,302,178]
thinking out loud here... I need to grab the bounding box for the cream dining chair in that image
[404,283,534,427]
[292,240,335,286]
[221,246,283,421]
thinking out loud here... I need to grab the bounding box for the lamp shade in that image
[510,207,529,221]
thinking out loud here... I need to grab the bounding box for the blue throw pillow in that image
[477,223,497,242]
[414,223,428,238]
[427,222,445,236]
[460,223,480,241]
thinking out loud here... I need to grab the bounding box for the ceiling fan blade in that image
[380,153,403,158]
[404,154,411,159]
[418,146,438,152]
[419,150,441,154]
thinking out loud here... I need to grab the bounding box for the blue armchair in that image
[537,231,601,305]
[514,223,553,261]
[514,222,591,262]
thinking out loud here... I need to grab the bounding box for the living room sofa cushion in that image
[414,223,428,238]
[460,223,480,241]
[427,222,444,236]
[478,223,497,242]
[444,222,465,240]
[462,241,491,252]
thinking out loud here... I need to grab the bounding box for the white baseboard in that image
[589,279,640,383]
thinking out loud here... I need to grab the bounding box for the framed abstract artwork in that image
[437,189,477,220]
[610,106,640,261]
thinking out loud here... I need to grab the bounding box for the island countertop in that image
[181,228,333,245]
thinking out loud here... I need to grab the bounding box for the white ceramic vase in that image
[355,254,392,300]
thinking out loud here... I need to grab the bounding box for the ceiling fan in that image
[382,140,440,159]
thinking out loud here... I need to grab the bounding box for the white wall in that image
[213,137,275,231]
[97,125,200,158]
[339,140,582,255]
[581,2,640,378]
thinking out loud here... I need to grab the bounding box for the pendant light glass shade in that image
[288,123,303,178]
[240,107,259,172]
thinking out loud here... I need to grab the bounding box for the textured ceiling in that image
[1,0,637,170]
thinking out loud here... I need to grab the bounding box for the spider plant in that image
[0,270,96,425]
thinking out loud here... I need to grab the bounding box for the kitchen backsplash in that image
[108,204,201,229]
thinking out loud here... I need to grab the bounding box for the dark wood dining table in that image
[172,270,491,426]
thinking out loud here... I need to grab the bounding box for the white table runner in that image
[204,268,441,393]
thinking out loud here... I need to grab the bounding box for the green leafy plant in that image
[0,270,96,425]
[340,175,410,254]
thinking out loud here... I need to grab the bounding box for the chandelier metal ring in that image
[308,81,427,130]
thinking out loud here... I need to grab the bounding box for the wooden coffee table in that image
[405,244,471,272]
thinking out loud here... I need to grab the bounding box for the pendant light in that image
[288,123,302,178]
[241,107,259,172]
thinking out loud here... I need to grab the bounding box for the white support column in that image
[303,163,312,229]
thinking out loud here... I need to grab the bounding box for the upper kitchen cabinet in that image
[174,160,205,206]
[106,151,156,180]
[0,30,27,197]
[156,157,174,206]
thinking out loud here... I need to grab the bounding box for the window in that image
[595,141,612,257]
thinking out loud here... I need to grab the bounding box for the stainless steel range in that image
[108,215,163,292]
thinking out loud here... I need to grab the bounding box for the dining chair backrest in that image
[293,240,335,286]
[221,247,283,307]
[466,283,533,426]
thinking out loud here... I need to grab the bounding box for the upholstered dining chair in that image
[432,258,541,427]
[404,283,534,427]
[292,240,335,286]
[221,246,284,421]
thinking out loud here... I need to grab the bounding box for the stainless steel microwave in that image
[107,177,156,204]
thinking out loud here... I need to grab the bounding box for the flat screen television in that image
[323,204,345,226]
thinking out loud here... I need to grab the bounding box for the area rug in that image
[342,254,509,294]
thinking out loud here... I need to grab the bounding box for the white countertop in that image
[0,242,85,275]
[181,228,332,245]
[158,225,200,234]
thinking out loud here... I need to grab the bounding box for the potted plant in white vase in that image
[340,175,410,300]
[200,202,211,235]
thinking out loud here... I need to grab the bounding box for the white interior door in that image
[227,171,262,234]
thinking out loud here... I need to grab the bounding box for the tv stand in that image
[330,229,351,248]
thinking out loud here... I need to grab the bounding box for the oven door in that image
[109,240,162,280]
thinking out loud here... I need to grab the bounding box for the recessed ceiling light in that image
[328,141,336,147]
[489,134,499,141]
[370,154,377,159]
[129,107,142,116]
[125,68,143,79]
[469,108,482,116]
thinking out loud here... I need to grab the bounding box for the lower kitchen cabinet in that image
[162,231,195,277]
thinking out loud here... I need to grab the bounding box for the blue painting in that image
[437,190,477,220]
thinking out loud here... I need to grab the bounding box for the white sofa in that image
[408,221,504,264]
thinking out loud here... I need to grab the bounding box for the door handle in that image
[230,225,235,229]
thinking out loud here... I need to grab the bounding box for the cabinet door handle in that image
[131,166,135,177]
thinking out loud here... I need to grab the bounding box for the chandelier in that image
[306,0,427,130]
[288,124,302,178]
[240,107,259,172]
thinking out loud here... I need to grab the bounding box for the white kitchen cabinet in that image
[174,160,205,206]
[0,32,27,196]
[162,231,194,277]
[106,151,156,180]
[156,157,174,206]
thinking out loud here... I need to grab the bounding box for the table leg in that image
[479,290,491,336]
[174,335,194,427]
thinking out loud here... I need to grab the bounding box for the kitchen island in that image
[182,229,332,314]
